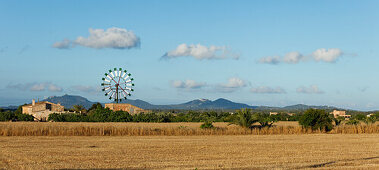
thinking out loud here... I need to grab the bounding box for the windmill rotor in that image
[101,68,134,103]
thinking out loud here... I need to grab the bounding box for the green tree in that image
[200,121,214,129]
[0,111,15,121]
[352,113,366,121]
[230,108,257,129]
[72,105,87,114]
[88,103,103,111]
[346,118,360,125]
[299,109,333,132]
[255,113,277,127]
[363,116,377,125]
[333,116,345,126]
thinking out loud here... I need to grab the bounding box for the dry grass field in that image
[0,134,378,169]
[1,121,378,136]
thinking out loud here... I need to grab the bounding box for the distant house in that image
[269,112,278,116]
[367,113,375,117]
[22,99,64,121]
[287,113,295,116]
[105,103,147,115]
[330,110,351,119]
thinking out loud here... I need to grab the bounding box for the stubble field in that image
[0,134,378,169]
[0,122,378,169]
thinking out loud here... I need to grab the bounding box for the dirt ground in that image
[0,134,378,169]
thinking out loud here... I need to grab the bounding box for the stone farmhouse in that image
[22,99,64,121]
[105,103,147,115]
[330,110,351,119]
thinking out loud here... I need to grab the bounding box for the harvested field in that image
[0,134,378,169]
[0,121,378,136]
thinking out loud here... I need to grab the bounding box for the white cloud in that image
[312,48,343,63]
[162,44,239,60]
[71,85,101,93]
[52,39,71,49]
[258,48,344,64]
[171,77,247,93]
[296,85,324,94]
[250,86,286,94]
[283,52,304,64]
[7,82,63,92]
[30,83,46,91]
[172,80,206,89]
[258,56,281,64]
[53,27,140,49]
[48,84,63,92]
[216,77,246,93]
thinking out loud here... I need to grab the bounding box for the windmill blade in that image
[122,91,127,97]
[123,74,130,80]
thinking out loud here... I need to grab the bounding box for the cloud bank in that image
[259,48,343,64]
[53,27,140,49]
[296,85,324,94]
[7,82,63,92]
[250,86,286,94]
[71,85,101,94]
[215,77,246,93]
[52,39,71,49]
[172,77,247,93]
[171,80,206,89]
[162,44,239,60]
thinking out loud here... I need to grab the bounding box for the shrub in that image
[200,121,214,129]
[346,118,360,125]
[15,113,34,121]
[299,109,333,132]
[0,111,15,121]
[333,116,345,126]
[363,117,376,125]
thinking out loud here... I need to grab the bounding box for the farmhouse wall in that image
[105,103,146,115]
[22,100,65,121]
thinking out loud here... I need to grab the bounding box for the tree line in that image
[1,103,378,132]
[0,106,34,121]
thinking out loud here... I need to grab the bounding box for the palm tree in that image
[230,108,257,128]
[72,105,86,114]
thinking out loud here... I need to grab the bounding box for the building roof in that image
[22,101,58,107]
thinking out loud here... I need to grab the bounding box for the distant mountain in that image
[121,98,255,110]
[0,105,18,111]
[2,94,345,111]
[44,94,96,109]
[170,98,256,110]
[283,104,338,111]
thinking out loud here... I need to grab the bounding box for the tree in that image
[363,116,377,125]
[88,103,103,111]
[299,109,333,132]
[352,113,366,121]
[255,113,277,127]
[346,118,360,125]
[0,111,14,121]
[72,105,87,114]
[230,108,257,129]
[333,116,345,126]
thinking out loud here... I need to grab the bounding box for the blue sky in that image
[0,0,378,111]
